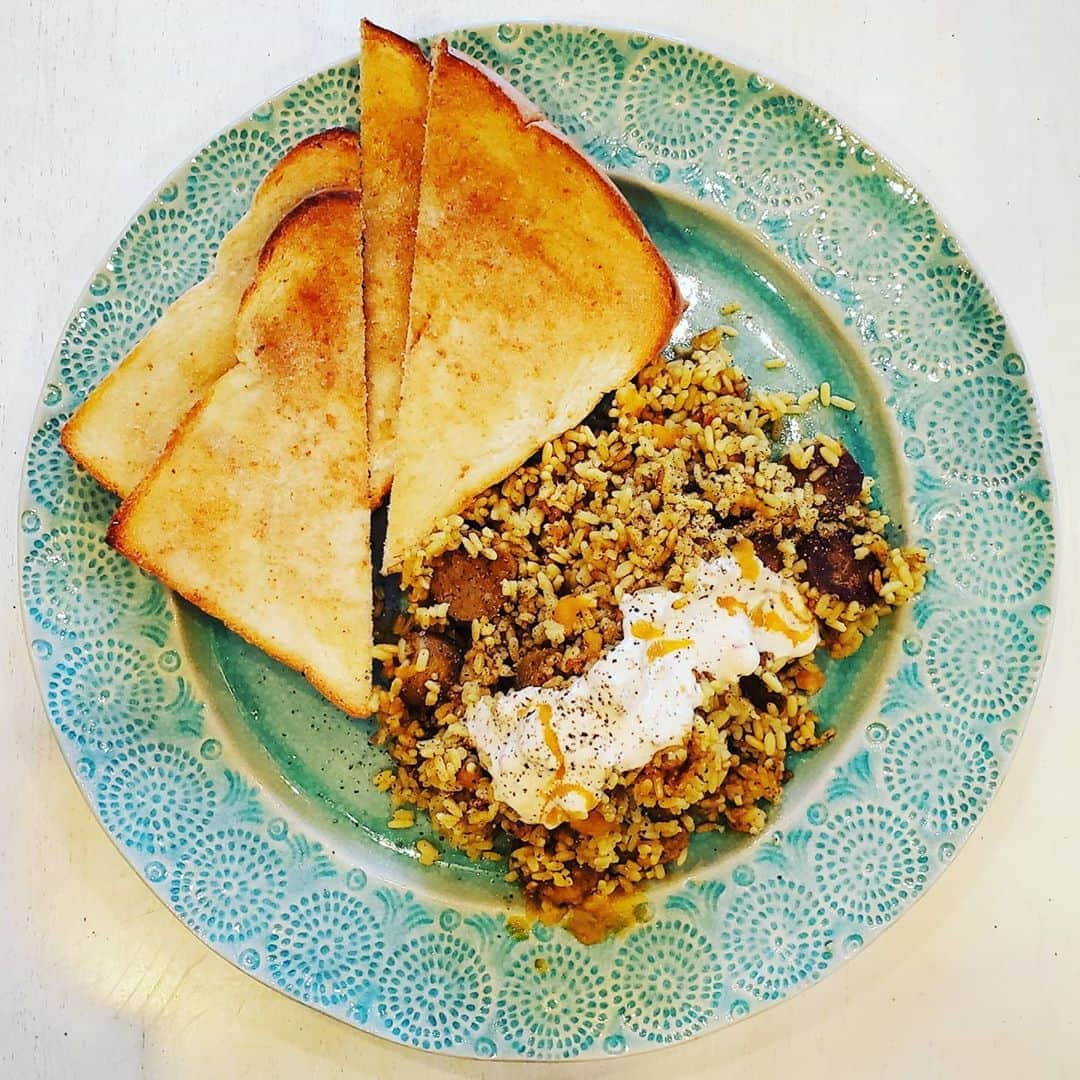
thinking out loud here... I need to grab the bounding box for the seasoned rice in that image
[370,324,926,941]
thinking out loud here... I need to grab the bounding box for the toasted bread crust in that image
[360,19,426,65]
[431,44,683,333]
[61,402,131,496]
[110,191,373,716]
[107,388,370,718]
[256,128,359,201]
[106,384,370,718]
[382,44,683,570]
[63,128,362,498]
[360,20,430,504]
[434,44,683,342]
[245,187,360,294]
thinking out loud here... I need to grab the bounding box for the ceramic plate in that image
[19,23,1056,1060]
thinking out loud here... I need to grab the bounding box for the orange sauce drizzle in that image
[651,424,679,448]
[537,703,565,779]
[541,783,598,827]
[646,637,694,662]
[616,384,648,417]
[796,665,826,693]
[750,603,816,645]
[733,537,760,581]
[553,594,594,631]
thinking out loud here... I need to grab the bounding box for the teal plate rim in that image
[18,22,1057,1060]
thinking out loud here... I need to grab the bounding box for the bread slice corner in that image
[63,127,362,499]
[359,20,430,505]
[110,190,373,716]
[382,44,683,571]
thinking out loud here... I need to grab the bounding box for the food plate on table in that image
[19,20,1055,1059]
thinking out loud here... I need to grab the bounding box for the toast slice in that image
[360,20,429,504]
[382,45,683,571]
[109,192,373,716]
[64,128,362,498]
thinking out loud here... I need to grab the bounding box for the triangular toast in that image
[109,192,373,715]
[382,45,683,571]
[64,128,361,498]
[360,20,429,503]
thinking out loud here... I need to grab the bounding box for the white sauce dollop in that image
[464,548,819,826]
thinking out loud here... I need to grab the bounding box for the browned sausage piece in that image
[399,631,462,706]
[791,451,866,515]
[533,865,600,909]
[748,532,784,572]
[514,647,561,689]
[660,829,690,866]
[429,547,516,621]
[800,528,877,605]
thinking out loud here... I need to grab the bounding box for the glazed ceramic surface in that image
[18,24,1055,1059]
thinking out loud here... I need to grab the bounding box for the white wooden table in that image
[3,1,1077,1075]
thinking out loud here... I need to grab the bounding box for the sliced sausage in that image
[429,547,516,621]
[800,528,877,605]
[515,648,561,689]
[748,532,784,572]
[399,631,462,706]
[533,866,600,909]
[660,829,690,866]
[791,451,866,515]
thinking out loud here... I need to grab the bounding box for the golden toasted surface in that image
[382,44,683,571]
[360,20,429,504]
[109,192,373,716]
[63,128,361,498]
